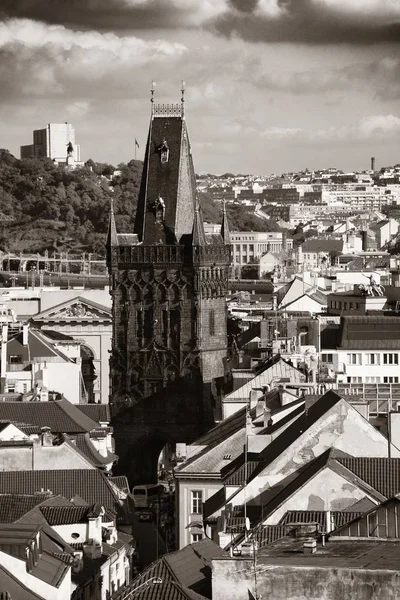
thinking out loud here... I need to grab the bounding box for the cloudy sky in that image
[1,0,400,174]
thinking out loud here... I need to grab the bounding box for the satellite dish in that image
[245,517,251,531]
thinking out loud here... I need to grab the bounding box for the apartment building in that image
[320,316,400,384]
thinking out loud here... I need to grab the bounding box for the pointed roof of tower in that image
[221,199,231,245]
[134,97,198,245]
[106,199,118,248]
[193,199,206,246]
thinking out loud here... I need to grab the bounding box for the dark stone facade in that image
[107,102,231,484]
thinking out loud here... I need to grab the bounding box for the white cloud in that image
[260,114,400,143]
[0,19,187,59]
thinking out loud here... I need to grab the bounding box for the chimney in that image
[263,406,272,429]
[255,396,265,419]
[40,426,53,446]
[388,412,400,458]
[23,324,29,346]
[303,538,317,554]
[361,230,368,251]
[371,156,375,171]
[249,390,259,411]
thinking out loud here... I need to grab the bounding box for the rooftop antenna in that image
[151,80,156,116]
[181,80,185,117]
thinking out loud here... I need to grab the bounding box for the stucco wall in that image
[33,444,94,470]
[0,445,33,470]
[229,399,398,507]
[212,559,400,600]
[177,479,223,549]
[263,466,377,525]
[0,549,71,600]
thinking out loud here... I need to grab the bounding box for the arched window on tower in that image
[209,309,215,337]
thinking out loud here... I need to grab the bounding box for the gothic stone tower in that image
[107,93,231,484]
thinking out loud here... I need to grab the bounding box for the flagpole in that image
[135,139,137,161]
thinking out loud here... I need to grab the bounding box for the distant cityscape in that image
[0,106,400,600]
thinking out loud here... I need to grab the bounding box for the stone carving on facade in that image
[147,195,166,222]
[63,302,98,318]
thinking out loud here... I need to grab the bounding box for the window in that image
[384,376,399,383]
[191,491,203,514]
[192,533,203,542]
[9,355,22,364]
[366,377,381,383]
[321,354,333,363]
[209,310,215,337]
[383,353,399,365]
[347,353,362,365]
[366,354,380,365]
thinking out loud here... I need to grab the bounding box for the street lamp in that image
[125,577,163,598]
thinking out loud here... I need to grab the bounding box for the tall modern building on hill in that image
[107,91,231,484]
[20,122,81,164]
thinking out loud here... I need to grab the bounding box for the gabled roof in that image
[7,328,72,363]
[31,296,111,322]
[225,355,305,400]
[336,456,400,498]
[120,539,226,600]
[0,398,100,433]
[73,433,118,467]
[0,493,58,523]
[0,470,121,513]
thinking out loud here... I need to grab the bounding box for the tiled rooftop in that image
[0,469,121,513]
[39,504,116,526]
[0,398,100,433]
[77,404,110,423]
[337,456,400,498]
[0,492,56,523]
[119,539,226,600]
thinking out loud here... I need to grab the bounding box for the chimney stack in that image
[22,324,29,346]
[371,156,375,171]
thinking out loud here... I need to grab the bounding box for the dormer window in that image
[159,139,169,164]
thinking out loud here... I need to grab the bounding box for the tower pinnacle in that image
[221,198,231,245]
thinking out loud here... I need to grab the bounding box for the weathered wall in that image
[229,399,397,507]
[0,446,32,470]
[212,559,400,600]
[263,466,376,524]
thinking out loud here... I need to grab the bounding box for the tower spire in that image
[193,198,206,246]
[151,80,156,116]
[107,198,118,247]
[181,80,185,118]
[221,198,231,245]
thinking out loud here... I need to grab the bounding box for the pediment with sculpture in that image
[32,297,112,324]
